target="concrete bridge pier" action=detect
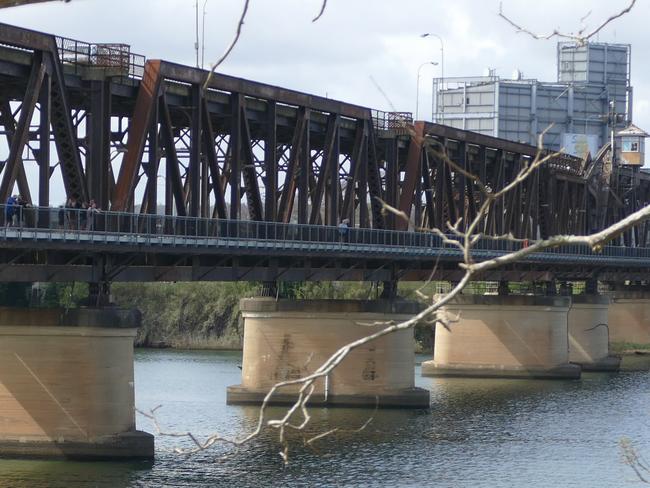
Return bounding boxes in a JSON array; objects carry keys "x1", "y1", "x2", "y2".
[
  {"x1": 422, "y1": 296, "x2": 581, "y2": 379},
  {"x1": 0, "y1": 307, "x2": 153, "y2": 459},
  {"x1": 227, "y1": 299, "x2": 430, "y2": 408},
  {"x1": 607, "y1": 291, "x2": 650, "y2": 346},
  {"x1": 568, "y1": 295, "x2": 620, "y2": 371}
]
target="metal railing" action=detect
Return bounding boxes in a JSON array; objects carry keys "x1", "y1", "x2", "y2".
[
  {"x1": 371, "y1": 110, "x2": 414, "y2": 131},
  {"x1": 1, "y1": 204, "x2": 650, "y2": 262},
  {"x1": 55, "y1": 36, "x2": 146, "y2": 80}
]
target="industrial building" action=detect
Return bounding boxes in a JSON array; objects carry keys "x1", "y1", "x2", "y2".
[{"x1": 432, "y1": 42, "x2": 632, "y2": 157}]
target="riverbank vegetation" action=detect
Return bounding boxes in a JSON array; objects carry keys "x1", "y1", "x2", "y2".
[{"x1": 5, "y1": 281, "x2": 436, "y2": 351}]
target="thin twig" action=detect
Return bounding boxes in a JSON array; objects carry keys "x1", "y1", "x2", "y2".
[
  {"x1": 312, "y1": 0, "x2": 328, "y2": 22},
  {"x1": 498, "y1": 0, "x2": 636, "y2": 44},
  {"x1": 202, "y1": 0, "x2": 251, "y2": 91}
]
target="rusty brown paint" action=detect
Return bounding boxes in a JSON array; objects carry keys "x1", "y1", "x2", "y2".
[
  {"x1": 112, "y1": 60, "x2": 162, "y2": 211},
  {"x1": 396, "y1": 122, "x2": 425, "y2": 231}
]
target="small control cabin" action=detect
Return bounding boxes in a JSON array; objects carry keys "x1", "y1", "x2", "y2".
[{"x1": 616, "y1": 124, "x2": 648, "y2": 166}]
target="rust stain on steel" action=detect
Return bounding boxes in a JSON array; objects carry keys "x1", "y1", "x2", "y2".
[
  {"x1": 112, "y1": 60, "x2": 162, "y2": 211},
  {"x1": 397, "y1": 121, "x2": 425, "y2": 231}
]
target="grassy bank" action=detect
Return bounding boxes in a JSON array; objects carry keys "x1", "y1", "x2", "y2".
[{"x1": 611, "y1": 342, "x2": 650, "y2": 355}]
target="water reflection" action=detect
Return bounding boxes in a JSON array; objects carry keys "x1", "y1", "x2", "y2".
[
  {"x1": 0, "y1": 458, "x2": 151, "y2": 488},
  {"x1": 1, "y1": 349, "x2": 650, "y2": 487}
]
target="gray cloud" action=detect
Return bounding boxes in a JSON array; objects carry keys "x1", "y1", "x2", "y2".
[{"x1": 1, "y1": 0, "x2": 646, "y2": 128}]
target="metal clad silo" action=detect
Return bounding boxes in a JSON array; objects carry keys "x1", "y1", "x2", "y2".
[{"x1": 498, "y1": 81, "x2": 533, "y2": 144}]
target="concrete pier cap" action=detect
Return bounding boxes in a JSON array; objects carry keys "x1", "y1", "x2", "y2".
[
  {"x1": 422, "y1": 295, "x2": 581, "y2": 379},
  {"x1": 569, "y1": 295, "x2": 620, "y2": 371},
  {"x1": 0, "y1": 306, "x2": 153, "y2": 460},
  {"x1": 227, "y1": 298, "x2": 430, "y2": 408}
]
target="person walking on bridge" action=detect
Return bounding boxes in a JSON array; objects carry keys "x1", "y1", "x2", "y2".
[
  {"x1": 338, "y1": 218, "x2": 350, "y2": 242},
  {"x1": 5, "y1": 194, "x2": 17, "y2": 227}
]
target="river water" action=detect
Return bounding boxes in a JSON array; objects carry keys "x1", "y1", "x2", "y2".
[{"x1": 2, "y1": 350, "x2": 650, "y2": 487}]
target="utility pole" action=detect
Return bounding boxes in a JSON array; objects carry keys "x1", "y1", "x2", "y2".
[
  {"x1": 421, "y1": 33, "x2": 445, "y2": 124},
  {"x1": 194, "y1": 0, "x2": 200, "y2": 68},
  {"x1": 201, "y1": 0, "x2": 208, "y2": 69}
]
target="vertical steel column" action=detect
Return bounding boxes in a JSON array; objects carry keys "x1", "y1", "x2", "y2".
[
  {"x1": 457, "y1": 141, "x2": 467, "y2": 230},
  {"x1": 201, "y1": 100, "x2": 227, "y2": 219},
  {"x1": 433, "y1": 137, "x2": 447, "y2": 230},
  {"x1": 146, "y1": 97, "x2": 159, "y2": 214},
  {"x1": 189, "y1": 84, "x2": 202, "y2": 217},
  {"x1": 264, "y1": 101, "x2": 277, "y2": 222},
  {"x1": 298, "y1": 114, "x2": 310, "y2": 224},
  {"x1": 160, "y1": 95, "x2": 186, "y2": 216},
  {"x1": 421, "y1": 148, "x2": 434, "y2": 230},
  {"x1": 385, "y1": 138, "x2": 398, "y2": 230},
  {"x1": 38, "y1": 72, "x2": 51, "y2": 226},
  {"x1": 366, "y1": 122, "x2": 385, "y2": 229},
  {"x1": 230, "y1": 93, "x2": 242, "y2": 220},
  {"x1": 358, "y1": 124, "x2": 369, "y2": 228},
  {"x1": 201, "y1": 144, "x2": 209, "y2": 218},
  {"x1": 327, "y1": 117, "x2": 340, "y2": 227},
  {"x1": 88, "y1": 79, "x2": 111, "y2": 209}
]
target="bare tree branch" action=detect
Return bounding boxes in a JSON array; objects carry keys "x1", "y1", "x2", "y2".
[
  {"x1": 137, "y1": 2, "x2": 646, "y2": 464},
  {"x1": 312, "y1": 0, "x2": 328, "y2": 22},
  {"x1": 0, "y1": 0, "x2": 69, "y2": 7},
  {"x1": 138, "y1": 133, "x2": 650, "y2": 461},
  {"x1": 202, "y1": 0, "x2": 251, "y2": 91},
  {"x1": 498, "y1": 0, "x2": 636, "y2": 44}
]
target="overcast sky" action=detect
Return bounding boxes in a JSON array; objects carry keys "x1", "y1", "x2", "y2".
[
  {"x1": 1, "y1": 0, "x2": 646, "y2": 126},
  {"x1": 0, "y1": 0, "x2": 647, "y2": 203}
]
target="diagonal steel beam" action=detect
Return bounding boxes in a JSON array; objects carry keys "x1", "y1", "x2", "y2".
[
  {"x1": 113, "y1": 60, "x2": 162, "y2": 211},
  {"x1": 0, "y1": 99, "x2": 33, "y2": 206},
  {"x1": 310, "y1": 114, "x2": 339, "y2": 224},
  {"x1": 46, "y1": 50, "x2": 87, "y2": 202},
  {"x1": 159, "y1": 92, "x2": 186, "y2": 216},
  {"x1": 278, "y1": 107, "x2": 308, "y2": 223},
  {"x1": 341, "y1": 120, "x2": 365, "y2": 223},
  {"x1": 201, "y1": 99, "x2": 227, "y2": 219},
  {"x1": 396, "y1": 122, "x2": 425, "y2": 231},
  {"x1": 239, "y1": 98, "x2": 264, "y2": 221},
  {"x1": 0, "y1": 52, "x2": 45, "y2": 202}
]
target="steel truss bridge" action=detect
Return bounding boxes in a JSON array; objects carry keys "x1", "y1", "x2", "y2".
[{"x1": 0, "y1": 23, "x2": 649, "y2": 285}]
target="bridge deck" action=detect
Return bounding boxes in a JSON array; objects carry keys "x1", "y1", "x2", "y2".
[{"x1": 0, "y1": 206, "x2": 648, "y2": 283}]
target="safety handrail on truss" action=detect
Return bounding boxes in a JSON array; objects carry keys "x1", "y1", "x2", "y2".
[
  {"x1": 55, "y1": 35, "x2": 146, "y2": 79},
  {"x1": 1, "y1": 204, "x2": 650, "y2": 261},
  {"x1": 371, "y1": 110, "x2": 414, "y2": 131}
]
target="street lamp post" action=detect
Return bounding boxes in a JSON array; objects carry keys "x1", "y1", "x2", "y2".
[
  {"x1": 195, "y1": 0, "x2": 209, "y2": 68},
  {"x1": 201, "y1": 0, "x2": 209, "y2": 69},
  {"x1": 194, "y1": 0, "x2": 200, "y2": 68},
  {"x1": 416, "y1": 61, "x2": 438, "y2": 120},
  {"x1": 421, "y1": 33, "x2": 444, "y2": 123}
]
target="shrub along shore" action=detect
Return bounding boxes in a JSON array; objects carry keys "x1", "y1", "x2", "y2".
[{"x1": 20, "y1": 281, "x2": 435, "y2": 352}]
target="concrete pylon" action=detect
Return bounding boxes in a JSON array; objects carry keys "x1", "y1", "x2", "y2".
[
  {"x1": 607, "y1": 292, "x2": 650, "y2": 345},
  {"x1": 0, "y1": 307, "x2": 153, "y2": 459},
  {"x1": 568, "y1": 295, "x2": 620, "y2": 371},
  {"x1": 227, "y1": 298, "x2": 430, "y2": 408},
  {"x1": 422, "y1": 296, "x2": 581, "y2": 379}
]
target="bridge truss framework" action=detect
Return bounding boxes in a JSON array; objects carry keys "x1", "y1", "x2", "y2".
[{"x1": 0, "y1": 23, "x2": 649, "y2": 284}]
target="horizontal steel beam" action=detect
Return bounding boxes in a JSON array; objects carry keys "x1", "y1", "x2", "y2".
[{"x1": 156, "y1": 60, "x2": 371, "y2": 120}]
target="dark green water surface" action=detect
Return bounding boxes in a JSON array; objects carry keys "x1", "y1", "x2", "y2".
[{"x1": 2, "y1": 350, "x2": 650, "y2": 487}]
